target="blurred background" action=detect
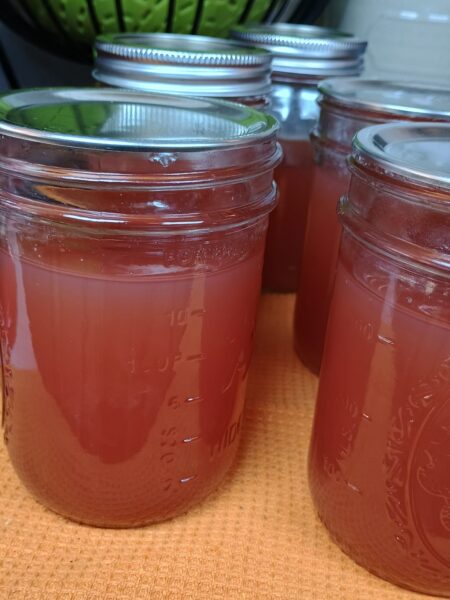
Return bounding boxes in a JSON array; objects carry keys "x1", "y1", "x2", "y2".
[
  {"x1": 0, "y1": 0, "x2": 329, "y2": 89},
  {"x1": 0, "y1": 0, "x2": 450, "y2": 89}
]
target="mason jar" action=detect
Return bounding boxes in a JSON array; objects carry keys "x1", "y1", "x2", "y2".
[
  {"x1": 295, "y1": 79, "x2": 450, "y2": 374},
  {"x1": 231, "y1": 24, "x2": 367, "y2": 292},
  {"x1": 92, "y1": 32, "x2": 272, "y2": 109},
  {"x1": 0, "y1": 88, "x2": 281, "y2": 528},
  {"x1": 309, "y1": 122, "x2": 450, "y2": 595}
]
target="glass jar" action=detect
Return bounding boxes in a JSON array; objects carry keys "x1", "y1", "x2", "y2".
[
  {"x1": 231, "y1": 24, "x2": 367, "y2": 292},
  {"x1": 295, "y1": 79, "x2": 450, "y2": 373},
  {"x1": 309, "y1": 122, "x2": 450, "y2": 595},
  {"x1": 92, "y1": 32, "x2": 272, "y2": 109},
  {"x1": 0, "y1": 88, "x2": 281, "y2": 528}
]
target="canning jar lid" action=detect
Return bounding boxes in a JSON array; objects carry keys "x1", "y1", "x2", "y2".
[
  {"x1": 0, "y1": 87, "x2": 278, "y2": 152},
  {"x1": 230, "y1": 24, "x2": 367, "y2": 78},
  {"x1": 320, "y1": 78, "x2": 450, "y2": 120},
  {"x1": 354, "y1": 122, "x2": 450, "y2": 191},
  {"x1": 93, "y1": 33, "x2": 272, "y2": 98}
]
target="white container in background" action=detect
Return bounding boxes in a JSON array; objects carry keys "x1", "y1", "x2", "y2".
[{"x1": 324, "y1": 0, "x2": 450, "y2": 85}]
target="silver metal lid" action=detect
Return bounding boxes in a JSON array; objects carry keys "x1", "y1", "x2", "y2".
[
  {"x1": 320, "y1": 79, "x2": 450, "y2": 120},
  {"x1": 0, "y1": 87, "x2": 278, "y2": 151},
  {"x1": 93, "y1": 33, "x2": 272, "y2": 98},
  {"x1": 354, "y1": 122, "x2": 450, "y2": 190},
  {"x1": 230, "y1": 24, "x2": 367, "y2": 78}
]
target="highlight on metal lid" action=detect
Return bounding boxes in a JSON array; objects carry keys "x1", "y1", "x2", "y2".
[
  {"x1": 93, "y1": 33, "x2": 272, "y2": 98},
  {"x1": 95, "y1": 32, "x2": 271, "y2": 65},
  {"x1": 231, "y1": 24, "x2": 366, "y2": 57},
  {"x1": 353, "y1": 122, "x2": 450, "y2": 190},
  {"x1": 230, "y1": 24, "x2": 367, "y2": 78},
  {"x1": 0, "y1": 87, "x2": 278, "y2": 152},
  {"x1": 319, "y1": 78, "x2": 450, "y2": 120}
]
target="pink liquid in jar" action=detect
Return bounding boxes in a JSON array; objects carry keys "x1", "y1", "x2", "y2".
[
  {"x1": 294, "y1": 144, "x2": 348, "y2": 373},
  {"x1": 262, "y1": 137, "x2": 314, "y2": 292},
  {"x1": 1, "y1": 226, "x2": 264, "y2": 526},
  {"x1": 294, "y1": 80, "x2": 450, "y2": 374},
  {"x1": 0, "y1": 88, "x2": 280, "y2": 527},
  {"x1": 309, "y1": 122, "x2": 450, "y2": 595}
]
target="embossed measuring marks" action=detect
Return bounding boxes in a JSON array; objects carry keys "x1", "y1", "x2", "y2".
[
  {"x1": 159, "y1": 398, "x2": 204, "y2": 494},
  {"x1": 157, "y1": 303, "x2": 244, "y2": 496},
  {"x1": 325, "y1": 313, "x2": 398, "y2": 494},
  {"x1": 159, "y1": 422, "x2": 198, "y2": 495},
  {"x1": 157, "y1": 306, "x2": 206, "y2": 494}
]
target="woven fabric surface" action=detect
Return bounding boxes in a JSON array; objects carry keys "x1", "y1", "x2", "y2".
[{"x1": 0, "y1": 294, "x2": 432, "y2": 600}]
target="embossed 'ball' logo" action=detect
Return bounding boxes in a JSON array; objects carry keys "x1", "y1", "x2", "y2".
[
  {"x1": 411, "y1": 387, "x2": 450, "y2": 568},
  {"x1": 440, "y1": 504, "x2": 450, "y2": 533},
  {"x1": 417, "y1": 435, "x2": 450, "y2": 534}
]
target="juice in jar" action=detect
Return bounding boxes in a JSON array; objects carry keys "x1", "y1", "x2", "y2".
[
  {"x1": 293, "y1": 143, "x2": 347, "y2": 372},
  {"x1": 310, "y1": 237, "x2": 450, "y2": 595},
  {"x1": 294, "y1": 79, "x2": 450, "y2": 374},
  {"x1": 0, "y1": 88, "x2": 280, "y2": 527},
  {"x1": 262, "y1": 137, "x2": 314, "y2": 291},
  {"x1": 309, "y1": 122, "x2": 450, "y2": 595},
  {"x1": 1, "y1": 225, "x2": 263, "y2": 526},
  {"x1": 231, "y1": 25, "x2": 367, "y2": 292}
]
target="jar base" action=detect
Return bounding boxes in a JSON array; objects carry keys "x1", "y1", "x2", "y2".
[
  {"x1": 316, "y1": 510, "x2": 450, "y2": 598},
  {"x1": 10, "y1": 447, "x2": 241, "y2": 529},
  {"x1": 293, "y1": 338, "x2": 320, "y2": 376},
  {"x1": 22, "y1": 478, "x2": 228, "y2": 529}
]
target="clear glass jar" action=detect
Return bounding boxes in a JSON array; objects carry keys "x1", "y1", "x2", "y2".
[
  {"x1": 231, "y1": 24, "x2": 367, "y2": 292},
  {"x1": 92, "y1": 33, "x2": 272, "y2": 110},
  {"x1": 0, "y1": 88, "x2": 281, "y2": 528},
  {"x1": 309, "y1": 122, "x2": 450, "y2": 595},
  {"x1": 295, "y1": 79, "x2": 450, "y2": 373}
]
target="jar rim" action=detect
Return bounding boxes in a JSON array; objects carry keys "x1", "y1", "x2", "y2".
[
  {"x1": 319, "y1": 78, "x2": 450, "y2": 120},
  {"x1": 353, "y1": 122, "x2": 450, "y2": 192},
  {"x1": 339, "y1": 195, "x2": 450, "y2": 276},
  {"x1": 0, "y1": 186, "x2": 278, "y2": 235}
]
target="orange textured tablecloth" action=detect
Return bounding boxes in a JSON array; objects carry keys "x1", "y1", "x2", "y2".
[{"x1": 0, "y1": 294, "x2": 432, "y2": 600}]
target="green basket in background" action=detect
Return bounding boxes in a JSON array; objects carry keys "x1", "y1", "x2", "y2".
[{"x1": 16, "y1": 0, "x2": 302, "y2": 45}]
